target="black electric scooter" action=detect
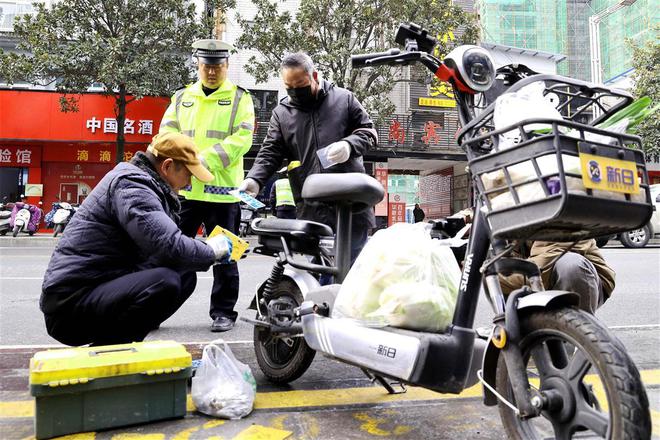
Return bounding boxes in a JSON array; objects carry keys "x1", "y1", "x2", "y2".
[{"x1": 244, "y1": 23, "x2": 652, "y2": 439}]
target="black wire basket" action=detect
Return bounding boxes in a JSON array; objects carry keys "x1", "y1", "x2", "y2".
[{"x1": 458, "y1": 75, "x2": 653, "y2": 242}]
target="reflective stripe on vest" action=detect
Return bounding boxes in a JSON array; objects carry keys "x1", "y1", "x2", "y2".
[
  {"x1": 275, "y1": 179, "x2": 295, "y2": 206},
  {"x1": 234, "y1": 121, "x2": 254, "y2": 133},
  {"x1": 228, "y1": 89, "x2": 244, "y2": 134},
  {"x1": 206, "y1": 129, "x2": 229, "y2": 139},
  {"x1": 160, "y1": 119, "x2": 180, "y2": 130},
  {"x1": 212, "y1": 143, "x2": 231, "y2": 168},
  {"x1": 174, "y1": 89, "x2": 186, "y2": 125}
]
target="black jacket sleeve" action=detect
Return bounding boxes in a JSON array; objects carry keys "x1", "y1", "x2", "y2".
[
  {"x1": 342, "y1": 93, "x2": 378, "y2": 157},
  {"x1": 247, "y1": 112, "x2": 287, "y2": 190},
  {"x1": 113, "y1": 178, "x2": 215, "y2": 271}
]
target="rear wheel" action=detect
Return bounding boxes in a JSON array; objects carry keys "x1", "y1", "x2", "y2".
[
  {"x1": 496, "y1": 308, "x2": 650, "y2": 440},
  {"x1": 620, "y1": 225, "x2": 650, "y2": 248},
  {"x1": 254, "y1": 279, "x2": 316, "y2": 384}
]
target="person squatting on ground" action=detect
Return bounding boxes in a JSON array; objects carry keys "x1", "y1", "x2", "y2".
[
  {"x1": 41, "y1": 133, "x2": 232, "y2": 346},
  {"x1": 239, "y1": 52, "x2": 378, "y2": 265},
  {"x1": 499, "y1": 240, "x2": 615, "y2": 314},
  {"x1": 159, "y1": 39, "x2": 255, "y2": 332}
]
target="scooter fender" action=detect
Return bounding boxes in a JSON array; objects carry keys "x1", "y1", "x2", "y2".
[
  {"x1": 480, "y1": 290, "x2": 579, "y2": 406},
  {"x1": 53, "y1": 208, "x2": 70, "y2": 224},
  {"x1": 248, "y1": 266, "x2": 322, "y2": 312}
]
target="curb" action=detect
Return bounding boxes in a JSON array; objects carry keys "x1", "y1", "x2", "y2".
[{"x1": 0, "y1": 341, "x2": 254, "y2": 368}]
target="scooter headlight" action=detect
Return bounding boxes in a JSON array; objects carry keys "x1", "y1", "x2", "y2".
[
  {"x1": 462, "y1": 48, "x2": 495, "y2": 91},
  {"x1": 445, "y1": 46, "x2": 496, "y2": 92}
]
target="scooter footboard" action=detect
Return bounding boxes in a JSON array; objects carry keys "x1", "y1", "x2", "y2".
[
  {"x1": 301, "y1": 313, "x2": 477, "y2": 393},
  {"x1": 302, "y1": 314, "x2": 421, "y2": 381}
]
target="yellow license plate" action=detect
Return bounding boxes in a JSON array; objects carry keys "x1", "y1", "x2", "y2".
[
  {"x1": 208, "y1": 226, "x2": 249, "y2": 261},
  {"x1": 579, "y1": 152, "x2": 640, "y2": 194}
]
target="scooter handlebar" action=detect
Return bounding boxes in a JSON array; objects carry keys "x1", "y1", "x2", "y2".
[{"x1": 351, "y1": 49, "x2": 401, "y2": 68}]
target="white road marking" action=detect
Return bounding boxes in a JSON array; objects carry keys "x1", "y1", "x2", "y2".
[{"x1": 608, "y1": 324, "x2": 660, "y2": 331}]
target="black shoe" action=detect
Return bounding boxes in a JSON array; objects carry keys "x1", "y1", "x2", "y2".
[{"x1": 211, "y1": 316, "x2": 235, "y2": 332}]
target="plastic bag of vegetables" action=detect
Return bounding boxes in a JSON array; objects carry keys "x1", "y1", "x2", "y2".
[{"x1": 332, "y1": 222, "x2": 462, "y2": 332}]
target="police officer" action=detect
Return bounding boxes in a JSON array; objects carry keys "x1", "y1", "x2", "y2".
[
  {"x1": 159, "y1": 39, "x2": 255, "y2": 332},
  {"x1": 269, "y1": 166, "x2": 296, "y2": 219}
]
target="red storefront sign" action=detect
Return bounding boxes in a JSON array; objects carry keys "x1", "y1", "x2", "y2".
[
  {"x1": 0, "y1": 145, "x2": 42, "y2": 167},
  {"x1": 0, "y1": 90, "x2": 169, "y2": 143},
  {"x1": 374, "y1": 163, "x2": 388, "y2": 216},
  {"x1": 388, "y1": 202, "x2": 406, "y2": 226},
  {"x1": 42, "y1": 144, "x2": 145, "y2": 164},
  {"x1": 0, "y1": 89, "x2": 170, "y2": 212}
]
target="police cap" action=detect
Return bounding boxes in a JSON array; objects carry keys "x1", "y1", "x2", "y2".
[{"x1": 192, "y1": 39, "x2": 234, "y2": 65}]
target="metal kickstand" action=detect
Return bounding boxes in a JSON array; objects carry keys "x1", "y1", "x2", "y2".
[{"x1": 362, "y1": 369, "x2": 407, "y2": 395}]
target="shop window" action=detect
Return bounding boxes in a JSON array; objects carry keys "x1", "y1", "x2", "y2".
[{"x1": 250, "y1": 89, "x2": 279, "y2": 114}]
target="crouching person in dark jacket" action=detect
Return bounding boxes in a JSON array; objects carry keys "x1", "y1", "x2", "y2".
[{"x1": 41, "y1": 133, "x2": 232, "y2": 346}]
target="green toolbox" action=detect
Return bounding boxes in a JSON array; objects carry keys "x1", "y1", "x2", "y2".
[{"x1": 29, "y1": 340, "x2": 192, "y2": 439}]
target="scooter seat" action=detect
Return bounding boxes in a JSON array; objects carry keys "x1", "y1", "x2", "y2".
[
  {"x1": 302, "y1": 173, "x2": 384, "y2": 213},
  {"x1": 252, "y1": 217, "x2": 333, "y2": 238},
  {"x1": 0, "y1": 212, "x2": 10, "y2": 220},
  {"x1": 252, "y1": 217, "x2": 334, "y2": 255}
]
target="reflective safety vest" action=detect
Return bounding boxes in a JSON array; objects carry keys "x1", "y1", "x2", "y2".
[
  {"x1": 275, "y1": 178, "x2": 295, "y2": 207},
  {"x1": 159, "y1": 79, "x2": 255, "y2": 203}
]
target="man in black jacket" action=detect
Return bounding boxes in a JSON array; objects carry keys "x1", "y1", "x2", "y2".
[
  {"x1": 239, "y1": 52, "x2": 378, "y2": 261},
  {"x1": 41, "y1": 133, "x2": 232, "y2": 346}
]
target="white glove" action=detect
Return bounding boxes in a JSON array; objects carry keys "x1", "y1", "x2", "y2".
[
  {"x1": 238, "y1": 178, "x2": 260, "y2": 197},
  {"x1": 326, "y1": 140, "x2": 351, "y2": 165},
  {"x1": 206, "y1": 235, "x2": 233, "y2": 264}
]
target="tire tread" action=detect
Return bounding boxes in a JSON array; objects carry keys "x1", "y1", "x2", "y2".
[{"x1": 496, "y1": 307, "x2": 651, "y2": 439}]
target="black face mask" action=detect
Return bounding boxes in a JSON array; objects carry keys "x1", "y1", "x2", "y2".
[{"x1": 286, "y1": 85, "x2": 316, "y2": 107}]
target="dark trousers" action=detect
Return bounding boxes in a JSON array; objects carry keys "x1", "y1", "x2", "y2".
[
  {"x1": 179, "y1": 199, "x2": 240, "y2": 321},
  {"x1": 45, "y1": 268, "x2": 197, "y2": 346},
  {"x1": 276, "y1": 205, "x2": 296, "y2": 219}
]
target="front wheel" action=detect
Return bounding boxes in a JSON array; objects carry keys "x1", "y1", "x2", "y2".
[
  {"x1": 496, "y1": 307, "x2": 650, "y2": 440},
  {"x1": 253, "y1": 279, "x2": 316, "y2": 384},
  {"x1": 12, "y1": 225, "x2": 20, "y2": 237},
  {"x1": 53, "y1": 224, "x2": 62, "y2": 237}
]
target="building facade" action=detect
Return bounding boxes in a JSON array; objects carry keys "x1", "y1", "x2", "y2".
[
  {"x1": 0, "y1": 90, "x2": 169, "y2": 208},
  {"x1": 477, "y1": 0, "x2": 656, "y2": 83}
]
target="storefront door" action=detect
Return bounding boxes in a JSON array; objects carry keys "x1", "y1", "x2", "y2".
[{"x1": 59, "y1": 183, "x2": 78, "y2": 204}]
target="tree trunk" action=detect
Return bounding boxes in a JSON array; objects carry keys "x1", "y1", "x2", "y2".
[{"x1": 115, "y1": 84, "x2": 127, "y2": 164}]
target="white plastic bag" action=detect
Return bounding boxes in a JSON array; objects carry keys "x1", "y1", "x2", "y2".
[
  {"x1": 332, "y1": 223, "x2": 461, "y2": 332},
  {"x1": 191, "y1": 340, "x2": 257, "y2": 419},
  {"x1": 494, "y1": 81, "x2": 564, "y2": 150}
]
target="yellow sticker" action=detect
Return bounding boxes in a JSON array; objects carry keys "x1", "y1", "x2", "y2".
[
  {"x1": 208, "y1": 225, "x2": 249, "y2": 261},
  {"x1": 579, "y1": 152, "x2": 639, "y2": 194}
]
